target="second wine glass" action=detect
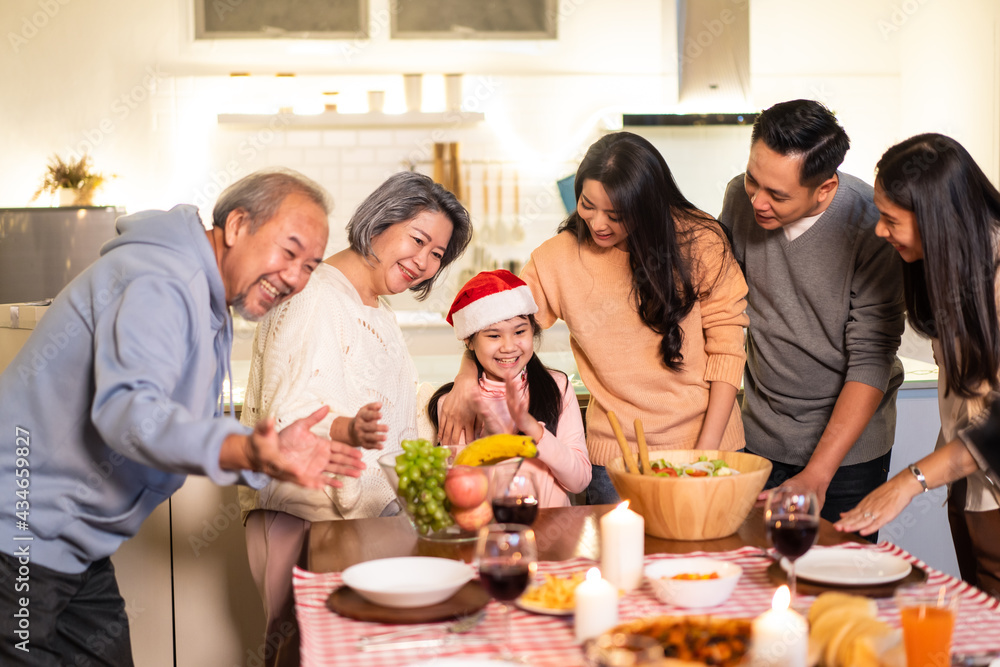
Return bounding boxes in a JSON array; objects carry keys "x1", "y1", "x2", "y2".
[
  {"x1": 491, "y1": 472, "x2": 539, "y2": 526},
  {"x1": 764, "y1": 487, "x2": 819, "y2": 603},
  {"x1": 476, "y1": 523, "x2": 538, "y2": 663}
]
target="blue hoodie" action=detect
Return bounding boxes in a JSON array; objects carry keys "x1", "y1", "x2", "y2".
[{"x1": 0, "y1": 205, "x2": 266, "y2": 573}]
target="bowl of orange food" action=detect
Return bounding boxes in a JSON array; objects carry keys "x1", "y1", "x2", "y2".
[
  {"x1": 606, "y1": 450, "x2": 771, "y2": 541},
  {"x1": 644, "y1": 557, "x2": 742, "y2": 608}
]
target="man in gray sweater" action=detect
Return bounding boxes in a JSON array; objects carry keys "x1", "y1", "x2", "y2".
[{"x1": 718, "y1": 99, "x2": 905, "y2": 527}]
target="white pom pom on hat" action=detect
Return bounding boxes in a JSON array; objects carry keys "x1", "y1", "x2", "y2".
[{"x1": 446, "y1": 270, "x2": 538, "y2": 340}]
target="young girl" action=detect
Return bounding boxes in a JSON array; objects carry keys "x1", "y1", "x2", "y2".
[
  {"x1": 438, "y1": 132, "x2": 749, "y2": 504},
  {"x1": 836, "y1": 133, "x2": 1000, "y2": 597},
  {"x1": 428, "y1": 269, "x2": 591, "y2": 507}
]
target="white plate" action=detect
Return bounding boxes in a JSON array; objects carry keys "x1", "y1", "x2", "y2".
[
  {"x1": 781, "y1": 547, "x2": 912, "y2": 586},
  {"x1": 515, "y1": 594, "x2": 574, "y2": 616}
]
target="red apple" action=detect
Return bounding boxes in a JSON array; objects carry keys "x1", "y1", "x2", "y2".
[
  {"x1": 452, "y1": 501, "x2": 493, "y2": 531},
  {"x1": 444, "y1": 466, "x2": 489, "y2": 509}
]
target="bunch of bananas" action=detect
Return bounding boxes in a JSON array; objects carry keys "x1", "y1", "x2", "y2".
[
  {"x1": 808, "y1": 592, "x2": 901, "y2": 667},
  {"x1": 453, "y1": 434, "x2": 537, "y2": 466}
]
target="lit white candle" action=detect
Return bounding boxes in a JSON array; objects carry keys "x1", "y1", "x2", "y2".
[
  {"x1": 600, "y1": 501, "x2": 644, "y2": 592},
  {"x1": 751, "y1": 586, "x2": 808, "y2": 667},
  {"x1": 574, "y1": 567, "x2": 619, "y2": 643}
]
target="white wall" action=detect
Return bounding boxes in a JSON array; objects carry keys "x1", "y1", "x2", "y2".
[{"x1": 896, "y1": 0, "x2": 1000, "y2": 184}]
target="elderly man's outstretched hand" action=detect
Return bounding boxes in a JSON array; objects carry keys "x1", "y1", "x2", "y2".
[{"x1": 249, "y1": 406, "x2": 365, "y2": 489}]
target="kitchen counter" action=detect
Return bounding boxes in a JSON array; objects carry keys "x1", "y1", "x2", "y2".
[
  {"x1": 1, "y1": 303, "x2": 941, "y2": 407},
  {"x1": 224, "y1": 348, "x2": 940, "y2": 412}
]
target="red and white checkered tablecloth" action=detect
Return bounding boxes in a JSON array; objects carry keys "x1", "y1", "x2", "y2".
[{"x1": 293, "y1": 542, "x2": 1000, "y2": 667}]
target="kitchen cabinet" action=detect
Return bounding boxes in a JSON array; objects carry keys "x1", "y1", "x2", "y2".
[
  {"x1": 194, "y1": 0, "x2": 366, "y2": 39},
  {"x1": 111, "y1": 503, "x2": 173, "y2": 667},
  {"x1": 883, "y1": 387, "x2": 960, "y2": 578},
  {"x1": 171, "y1": 479, "x2": 265, "y2": 667},
  {"x1": 111, "y1": 474, "x2": 265, "y2": 667}
]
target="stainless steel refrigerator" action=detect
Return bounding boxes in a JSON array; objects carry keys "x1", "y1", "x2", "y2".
[{"x1": 0, "y1": 205, "x2": 123, "y2": 304}]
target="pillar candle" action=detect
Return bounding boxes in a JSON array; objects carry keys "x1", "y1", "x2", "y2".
[
  {"x1": 574, "y1": 567, "x2": 619, "y2": 643},
  {"x1": 599, "y1": 501, "x2": 644, "y2": 592},
  {"x1": 751, "y1": 586, "x2": 808, "y2": 667}
]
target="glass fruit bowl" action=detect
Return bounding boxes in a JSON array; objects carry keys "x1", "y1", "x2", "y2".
[{"x1": 378, "y1": 441, "x2": 523, "y2": 542}]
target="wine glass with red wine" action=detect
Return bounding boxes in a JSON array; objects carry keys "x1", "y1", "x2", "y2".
[
  {"x1": 491, "y1": 473, "x2": 539, "y2": 526},
  {"x1": 476, "y1": 523, "x2": 537, "y2": 663},
  {"x1": 764, "y1": 488, "x2": 819, "y2": 603}
]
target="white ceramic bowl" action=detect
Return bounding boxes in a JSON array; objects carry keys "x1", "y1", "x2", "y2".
[
  {"x1": 341, "y1": 556, "x2": 475, "y2": 608},
  {"x1": 643, "y1": 557, "x2": 742, "y2": 609}
]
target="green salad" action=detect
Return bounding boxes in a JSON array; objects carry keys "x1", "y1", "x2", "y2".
[{"x1": 649, "y1": 455, "x2": 740, "y2": 478}]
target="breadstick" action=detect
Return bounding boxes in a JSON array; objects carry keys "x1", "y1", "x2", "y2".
[
  {"x1": 607, "y1": 411, "x2": 638, "y2": 474},
  {"x1": 634, "y1": 418, "x2": 651, "y2": 475}
]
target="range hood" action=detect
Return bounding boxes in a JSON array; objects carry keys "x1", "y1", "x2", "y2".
[
  {"x1": 676, "y1": 0, "x2": 751, "y2": 107},
  {"x1": 623, "y1": 112, "x2": 756, "y2": 126},
  {"x1": 625, "y1": 1, "x2": 752, "y2": 127}
]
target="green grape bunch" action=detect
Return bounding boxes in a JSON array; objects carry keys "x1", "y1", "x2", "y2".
[{"x1": 394, "y1": 439, "x2": 453, "y2": 535}]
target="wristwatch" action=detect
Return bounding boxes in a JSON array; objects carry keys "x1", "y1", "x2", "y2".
[{"x1": 907, "y1": 464, "x2": 930, "y2": 493}]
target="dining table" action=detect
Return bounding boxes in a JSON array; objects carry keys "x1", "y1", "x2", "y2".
[{"x1": 275, "y1": 504, "x2": 1000, "y2": 667}]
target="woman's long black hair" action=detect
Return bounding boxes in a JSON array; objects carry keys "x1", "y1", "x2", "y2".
[
  {"x1": 557, "y1": 131, "x2": 727, "y2": 370},
  {"x1": 427, "y1": 315, "x2": 566, "y2": 438},
  {"x1": 876, "y1": 133, "x2": 1000, "y2": 398}
]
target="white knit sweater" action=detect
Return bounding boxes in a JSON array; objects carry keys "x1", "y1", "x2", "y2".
[{"x1": 238, "y1": 264, "x2": 419, "y2": 522}]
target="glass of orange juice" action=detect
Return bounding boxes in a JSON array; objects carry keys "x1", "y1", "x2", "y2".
[{"x1": 894, "y1": 584, "x2": 958, "y2": 667}]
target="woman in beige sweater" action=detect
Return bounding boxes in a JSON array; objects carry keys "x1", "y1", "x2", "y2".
[
  {"x1": 239, "y1": 172, "x2": 472, "y2": 661},
  {"x1": 439, "y1": 132, "x2": 749, "y2": 504}
]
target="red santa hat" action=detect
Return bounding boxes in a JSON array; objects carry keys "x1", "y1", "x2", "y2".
[{"x1": 446, "y1": 270, "x2": 538, "y2": 340}]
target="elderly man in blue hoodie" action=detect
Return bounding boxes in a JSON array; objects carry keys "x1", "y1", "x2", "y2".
[{"x1": 0, "y1": 169, "x2": 365, "y2": 665}]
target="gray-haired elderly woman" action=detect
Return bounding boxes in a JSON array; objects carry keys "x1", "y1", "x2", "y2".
[{"x1": 238, "y1": 171, "x2": 472, "y2": 657}]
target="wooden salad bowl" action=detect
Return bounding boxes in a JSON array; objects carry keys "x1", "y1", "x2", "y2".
[{"x1": 607, "y1": 450, "x2": 772, "y2": 541}]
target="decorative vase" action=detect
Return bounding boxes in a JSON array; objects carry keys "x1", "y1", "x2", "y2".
[{"x1": 59, "y1": 187, "x2": 77, "y2": 206}]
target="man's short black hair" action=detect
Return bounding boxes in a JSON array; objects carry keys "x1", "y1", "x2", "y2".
[{"x1": 751, "y1": 99, "x2": 850, "y2": 188}]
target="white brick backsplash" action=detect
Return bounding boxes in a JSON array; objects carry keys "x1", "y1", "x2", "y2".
[
  {"x1": 359, "y1": 165, "x2": 398, "y2": 182},
  {"x1": 358, "y1": 130, "x2": 394, "y2": 146},
  {"x1": 285, "y1": 131, "x2": 323, "y2": 147},
  {"x1": 340, "y1": 147, "x2": 376, "y2": 164},
  {"x1": 392, "y1": 129, "x2": 432, "y2": 145},
  {"x1": 295, "y1": 164, "x2": 325, "y2": 184},
  {"x1": 336, "y1": 166, "x2": 359, "y2": 182},
  {"x1": 304, "y1": 148, "x2": 335, "y2": 165},
  {"x1": 265, "y1": 148, "x2": 304, "y2": 165},
  {"x1": 322, "y1": 131, "x2": 359, "y2": 147},
  {"x1": 376, "y1": 148, "x2": 406, "y2": 164},
  {"x1": 321, "y1": 166, "x2": 344, "y2": 184},
  {"x1": 244, "y1": 129, "x2": 285, "y2": 149}
]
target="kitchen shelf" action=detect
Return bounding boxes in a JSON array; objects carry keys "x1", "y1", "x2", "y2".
[{"x1": 217, "y1": 111, "x2": 485, "y2": 128}]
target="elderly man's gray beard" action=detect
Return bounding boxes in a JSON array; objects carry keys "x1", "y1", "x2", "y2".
[{"x1": 231, "y1": 293, "x2": 265, "y2": 322}]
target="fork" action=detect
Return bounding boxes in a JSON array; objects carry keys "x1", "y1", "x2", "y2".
[{"x1": 355, "y1": 610, "x2": 486, "y2": 650}]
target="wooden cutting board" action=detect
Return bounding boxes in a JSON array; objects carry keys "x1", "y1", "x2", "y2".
[{"x1": 326, "y1": 581, "x2": 489, "y2": 623}]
